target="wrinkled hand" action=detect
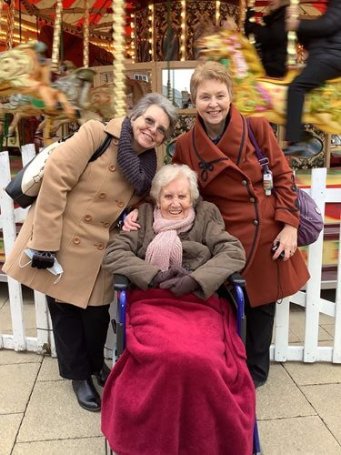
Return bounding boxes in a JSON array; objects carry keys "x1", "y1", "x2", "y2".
[
  {"x1": 122, "y1": 209, "x2": 140, "y2": 232},
  {"x1": 160, "y1": 275, "x2": 199, "y2": 297},
  {"x1": 31, "y1": 251, "x2": 55, "y2": 269},
  {"x1": 150, "y1": 266, "x2": 190, "y2": 288}
]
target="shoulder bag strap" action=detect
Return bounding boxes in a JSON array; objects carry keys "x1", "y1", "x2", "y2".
[
  {"x1": 246, "y1": 118, "x2": 271, "y2": 174},
  {"x1": 88, "y1": 133, "x2": 113, "y2": 163}
]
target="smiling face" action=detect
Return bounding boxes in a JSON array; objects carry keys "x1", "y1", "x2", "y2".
[
  {"x1": 158, "y1": 176, "x2": 193, "y2": 220},
  {"x1": 131, "y1": 104, "x2": 170, "y2": 152},
  {"x1": 194, "y1": 79, "x2": 231, "y2": 138}
]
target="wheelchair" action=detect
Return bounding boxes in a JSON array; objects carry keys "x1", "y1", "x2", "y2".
[{"x1": 104, "y1": 273, "x2": 261, "y2": 455}]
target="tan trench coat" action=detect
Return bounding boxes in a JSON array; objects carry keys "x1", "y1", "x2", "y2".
[{"x1": 3, "y1": 118, "x2": 144, "y2": 308}]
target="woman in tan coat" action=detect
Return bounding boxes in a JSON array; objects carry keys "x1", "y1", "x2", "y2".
[{"x1": 3, "y1": 93, "x2": 177, "y2": 412}]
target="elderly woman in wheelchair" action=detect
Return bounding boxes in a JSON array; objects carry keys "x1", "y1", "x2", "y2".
[{"x1": 101, "y1": 164, "x2": 256, "y2": 455}]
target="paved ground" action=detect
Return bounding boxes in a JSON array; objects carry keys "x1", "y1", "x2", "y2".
[{"x1": 1, "y1": 287, "x2": 341, "y2": 455}]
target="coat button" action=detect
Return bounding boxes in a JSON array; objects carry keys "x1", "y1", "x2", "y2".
[
  {"x1": 242, "y1": 180, "x2": 248, "y2": 186},
  {"x1": 253, "y1": 220, "x2": 259, "y2": 225},
  {"x1": 109, "y1": 164, "x2": 116, "y2": 172},
  {"x1": 96, "y1": 242, "x2": 104, "y2": 250},
  {"x1": 99, "y1": 192, "x2": 106, "y2": 199},
  {"x1": 73, "y1": 236, "x2": 81, "y2": 245},
  {"x1": 249, "y1": 197, "x2": 255, "y2": 203},
  {"x1": 84, "y1": 214, "x2": 92, "y2": 222}
]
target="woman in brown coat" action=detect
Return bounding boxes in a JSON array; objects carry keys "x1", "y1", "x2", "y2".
[
  {"x1": 173, "y1": 61, "x2": 310, "y2": 387},
  {"x1": 102, "y1": 164, "x2": 255, "y2": 455},
  {"x1": 3, "y1": 93, "x2": 177, "y2": 411}
]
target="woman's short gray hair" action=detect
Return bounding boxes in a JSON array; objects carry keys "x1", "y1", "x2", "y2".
[
  {"x1": 150, "y1": 164, "x2": 200, "y2": 204},
  {"x1": 129, "y1": 93, "x2": 178, "y2": 137}
]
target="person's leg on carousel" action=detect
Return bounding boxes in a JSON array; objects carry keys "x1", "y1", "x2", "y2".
[
  {"x1": 46, "y1": 296, "x2": 109, "y2": 412},
  {"x1": 245, "y1": 301, "x2": 276, "y2": 388},
  {"x1": 285, "y1": 58, "x2": 341, "y2": 157}
]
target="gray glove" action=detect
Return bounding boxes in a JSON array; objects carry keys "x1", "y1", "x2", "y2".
[
  {"x1": 150, "y1": 266, "x2": 190, "y2": 288},
  {"x1": 160, "y1": 275, "x2": 199, "y2": 297}
]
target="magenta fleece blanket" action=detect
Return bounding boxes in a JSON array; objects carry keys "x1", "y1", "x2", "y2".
[{"x1": 101, "y1": 288, "x2": 255, "y2": 455}]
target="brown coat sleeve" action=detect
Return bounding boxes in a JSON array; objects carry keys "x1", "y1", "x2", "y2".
[
  {"x1": 103, "y1": 204, "x2": 159, "y2": 289},
  {"x1": 190, "y1": 201, "x2": 246, "y2": 299}
]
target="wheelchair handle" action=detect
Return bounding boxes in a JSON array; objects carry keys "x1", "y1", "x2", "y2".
[{"x1": 113, "y1": 274, "x2": 129, "y2": 291}]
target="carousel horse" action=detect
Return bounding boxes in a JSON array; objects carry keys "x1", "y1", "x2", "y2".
[
  {"x1": 1, "y1": 65, "x2": 97, "y2": 139},
  {"x1": 0, "y1": 41, "x2": 75, "y2": 118},
  {"x1": 87, "y1": 77, "x2": 151, "y2": 122},
  {"x1": 36, "y1": 77, "x2": 151, "y2": 142},
  {"x1": 197, "y1": 29, "x2": 341, "y2": 134}
]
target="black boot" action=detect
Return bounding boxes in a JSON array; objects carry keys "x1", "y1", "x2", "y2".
[
  {"x1": 94, "y1": 363, "x2": 111, "y2": 387},
  {"x1": 284, "y1": 136, "x2": 323, "y2": 158},
  {"x1": 72, "y1": 378, "x2": 101, "y2": 412}
]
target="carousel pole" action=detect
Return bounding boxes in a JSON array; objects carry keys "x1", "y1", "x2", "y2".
[
  {"x1": 287, "y1": 0, "x2": 299, "y2": 66},
  {"x1": 245, "y1": 0, "x2": 256, "y2": 44},
  {"x1": 83, "y1": 0, "x2": 90, "y2": 68},
  {"x1": 51, "y1": 0, "x2": 63, "y2": 72},
  {"x1": 239, "y1": 0, "x2": 247, "y2": 31},
  {"x1": 6, "y1": 0, "x2": 15, "y2": 49},
  {"x1": 0, "y1": 0, "x2": 4, "y2": 40},
  {"x1": 112, "y1": 0, "x2": 127, "y2": 117}
]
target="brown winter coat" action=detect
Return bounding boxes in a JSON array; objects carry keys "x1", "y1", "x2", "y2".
[
  {"x1": 3, "y1": 118, "x2": 145, "y2": 308},
  {"x1": 173, "y1": 106, "x2": 310, "y2": 307},
  {"x1": 103, "y1": 200, "x2": 246, "y2": 300}
]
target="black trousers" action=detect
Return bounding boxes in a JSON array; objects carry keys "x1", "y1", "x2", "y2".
[
  {"x1": 245, "y1": 301, "x2": 276, "y2": 384},
  {"x1": 47, "y1": 296, "x2": 110, "y2": 380},
  {"x1": 285, "y1": 57, "x2": 341, "y2": 142}
]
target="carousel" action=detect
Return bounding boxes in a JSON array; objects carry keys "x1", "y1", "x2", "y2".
[{"x1": 0, "y1": 0, "x2": 339, "y2": 283}]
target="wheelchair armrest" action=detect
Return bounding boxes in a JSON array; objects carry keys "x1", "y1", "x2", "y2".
[
  {"x1": 228, "y1": 272, "x2": 245, "y2": 287},
  {"x1": 113, "y1": 274, "x2": 130, "y2": 291}
]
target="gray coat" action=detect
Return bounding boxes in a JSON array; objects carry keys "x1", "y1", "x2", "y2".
[{"x1": 103, "y1": 200, "x2": 246, "y2": 299}]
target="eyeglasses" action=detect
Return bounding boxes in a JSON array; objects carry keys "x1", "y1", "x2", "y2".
[{"x1": 142, "y1": 115, "x2": 168, "y2": 138}]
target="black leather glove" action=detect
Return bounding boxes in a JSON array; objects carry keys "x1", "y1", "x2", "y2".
[
  {"x1": 160, "y1": 275, "x2": 199, "y2": 297},
  {"x1": 31, "y1": 251, "x2": 55, "y2": 269},
  {"x1": 150, "y1": 266, "x2": 190, "y2": 288}
]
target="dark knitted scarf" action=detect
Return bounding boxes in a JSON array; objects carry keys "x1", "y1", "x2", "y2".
[{"x1": 117, "y1": 117, "x2": 157, "y2": 196}]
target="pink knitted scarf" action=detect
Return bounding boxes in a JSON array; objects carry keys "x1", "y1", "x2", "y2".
[{"x1": 145, "y1": 207, "x2": 195, "y2": 271}]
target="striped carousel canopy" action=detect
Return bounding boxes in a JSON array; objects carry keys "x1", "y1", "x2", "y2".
[{"x1": 0, "y1": 0, "x2": 329, "y2": 49}]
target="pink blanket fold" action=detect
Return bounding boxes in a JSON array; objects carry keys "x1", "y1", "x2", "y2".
[{"x1": 101, "y1": 289, "x2": 255, "y2": 455}]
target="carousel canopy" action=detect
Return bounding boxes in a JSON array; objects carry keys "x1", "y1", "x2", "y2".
[{"x1": 0, "y1": 0, "x2": 328, "y2": 51}]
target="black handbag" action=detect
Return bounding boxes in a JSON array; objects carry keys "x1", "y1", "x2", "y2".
[{"x1": 5, "y1": 133, "x2": 112, "y2": 208}]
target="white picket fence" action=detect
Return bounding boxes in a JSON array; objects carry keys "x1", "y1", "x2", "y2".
[{"x1": 0, "y1": 148, "x2": 340, "y2": 363}]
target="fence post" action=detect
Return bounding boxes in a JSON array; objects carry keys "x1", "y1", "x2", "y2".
[
  {"x1": 304, "y1": 168, "x2": 327, "y2": 362},
  {"x1": 0, "y1": 151, "x2": 26, "y2": 350},
  {"x1": 333, "y1": 222, "x2": 341, "y2": 362}
]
